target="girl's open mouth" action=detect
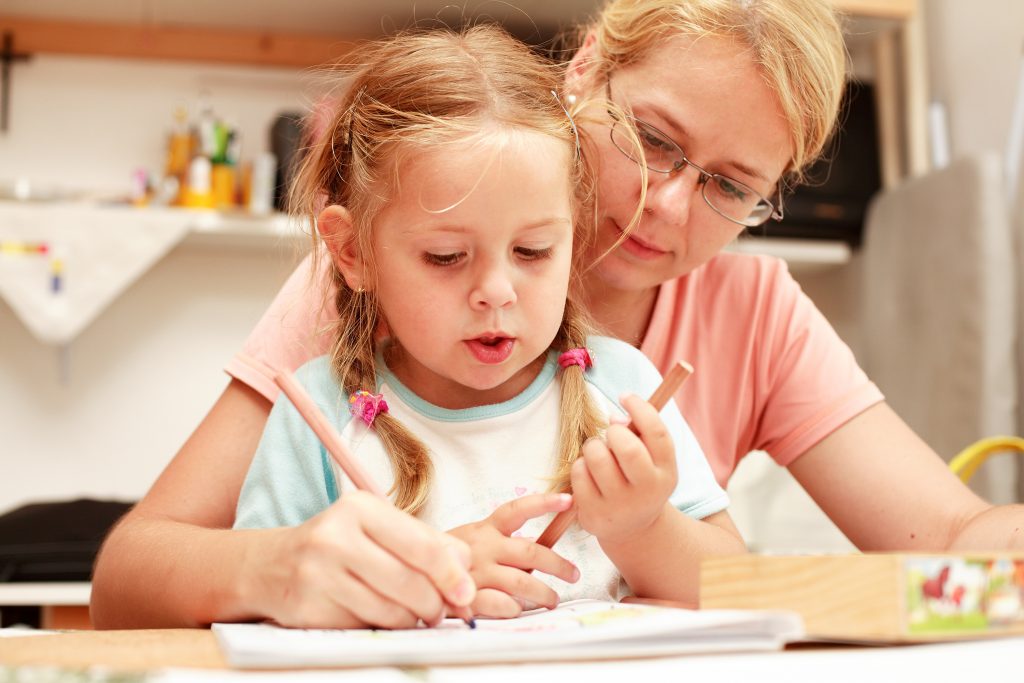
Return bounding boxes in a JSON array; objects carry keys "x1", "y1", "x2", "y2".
[{"x1": 464, "y1": 336, "x2": 515, "y2": 364}]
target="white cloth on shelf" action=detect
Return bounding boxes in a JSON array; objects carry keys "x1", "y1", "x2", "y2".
[{"x1": 0, "y1": 202, "x2": 191, "y2": 345}]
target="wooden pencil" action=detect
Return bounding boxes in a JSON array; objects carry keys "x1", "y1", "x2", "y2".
[
  {"x1": 274, "y1": 371, "x2": 477, "y2": 628},
  {"x1": 536, "y1": 360, "x2": 694, "y2": 549}
]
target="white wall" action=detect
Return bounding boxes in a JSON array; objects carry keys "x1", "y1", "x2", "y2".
[
  {"x1": 0, "y1": 243, "x2": 300, "y2": 509},
  {"x1": 0, "y1": 54, "x2": 314, "y2": 195},
  {"x1": 1, "y1": 55, "x2": 311, "y2": 512},
  {"x1": 924, "y1": 0, "x2": 1024, "y2": 162}
]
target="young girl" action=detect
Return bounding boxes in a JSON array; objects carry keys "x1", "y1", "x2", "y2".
[{"x1": 232, "y1": 24, "x2": 745, "y2": 625}]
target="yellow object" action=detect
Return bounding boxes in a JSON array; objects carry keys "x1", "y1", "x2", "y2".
[
  {"x1": 949, "y1": 436, "x2": 1024, "y2": 483},
  {"x1": 211, "y1": 164, "x2": 237, "y2": 209}
]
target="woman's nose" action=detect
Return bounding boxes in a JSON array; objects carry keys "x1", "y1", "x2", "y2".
[
  {"x1": 644, "y1": 165, "x2": 703, "y2": 228},
  {"x1": 470, "y1": 262, "x2": 517, "y2": 310}
]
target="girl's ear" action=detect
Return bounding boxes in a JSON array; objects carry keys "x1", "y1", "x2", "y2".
[
  {"x1": 318, "y1": 204, "x2": 367, "y2": 291},
  {"x1": 565, "y1": 31, "x2": 598, "y2": 96}
]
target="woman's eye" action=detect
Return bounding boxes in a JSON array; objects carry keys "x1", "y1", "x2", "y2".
[
  {"x1": 639, "y1": 128, "x2": 673, "y2": 152},
  {"x1": 515, "y1": 246, "x2": 553, "y2": 261},
  {"x1": 423, "y1": 252, "x2": 464, "y2": 266},
  {"x1": 716, "y1": 178, "x2": 749, "y2": 202}
]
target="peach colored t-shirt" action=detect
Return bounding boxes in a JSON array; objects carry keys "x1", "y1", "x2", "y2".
[{"x1": 226, "y1": 251, "x2": 883, "y2": 487}]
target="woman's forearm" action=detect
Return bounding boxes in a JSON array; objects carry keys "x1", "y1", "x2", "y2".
[
  {"x1": 599, "y1": 506, "x2": 747, "y2": 606},
  {"x1": 948, "y1": 504, "x2": 1024, "y2": 551}
]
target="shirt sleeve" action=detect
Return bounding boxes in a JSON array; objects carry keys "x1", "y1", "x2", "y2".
[
  {"x1": 753, "y1": 259, "x2": 884, "y2": 467},
  {"x1": 224, "y1": 254, "x2": 337, "y2": 403},
  {"x1": 585, "y1": 336, "x2": 730, "y2": 519},
  {"x1": 234, "y1": 357, "x2": 340, "y2": 529}
]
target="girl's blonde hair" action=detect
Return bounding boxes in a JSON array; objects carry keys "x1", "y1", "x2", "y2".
[
  {"x1": 576, "y1": 0, "x2": 847, "y2": 185},
  {"x1": 291, "y1": 25, "x2": 606, "y2": 514}
]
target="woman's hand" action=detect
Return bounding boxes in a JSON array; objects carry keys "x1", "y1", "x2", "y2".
[
  {"x1": 571, "y1": 393, "x2": 678, "y2": 544},
  {"x1": 245, "y1": 490, "x2": 475, "y2": 629},
  {"x1": 448, "y1": 493, "x2": 579, "y2": 618}
]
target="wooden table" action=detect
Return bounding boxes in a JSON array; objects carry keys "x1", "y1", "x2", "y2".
[{"x1": 0, "y1": 629, "x2": 224, "y2": 670}]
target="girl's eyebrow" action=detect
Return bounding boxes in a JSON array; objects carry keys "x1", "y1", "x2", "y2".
[
  {"x1": 403, "y1": 219, "x2": 573, "y2": 235},
  {"x1": 404, "y1": 216, "x2": 572, "y2": 235},
  {"x1": 642, "y1": 100, "x2": 772, "y2": 185},
  {"x1": 520, "y1": 217, "x2": 573, "y2": 230}
]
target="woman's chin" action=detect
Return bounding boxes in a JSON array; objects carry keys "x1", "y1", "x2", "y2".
[{"x1": 588, "y1": 252, "x2": 671, "y2": 294}]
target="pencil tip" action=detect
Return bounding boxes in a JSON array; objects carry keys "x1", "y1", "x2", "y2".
[{"x1": 468, "y1": 618, "x2": 477, "y2": 629}]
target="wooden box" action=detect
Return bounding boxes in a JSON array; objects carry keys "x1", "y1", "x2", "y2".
[{"x1": 701, "y1": 553, "x2": 1024, "y2": 642}]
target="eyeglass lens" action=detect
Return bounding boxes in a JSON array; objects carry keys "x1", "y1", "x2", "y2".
[{"x1": 609, "y1": 118, "x2": 774, "y2": 227}]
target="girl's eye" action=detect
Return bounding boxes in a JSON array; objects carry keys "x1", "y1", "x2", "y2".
[
  {"x1": 515, "y1": 246, "x2": 553, "y2": 261},
  {"x1": 423, "y1": 252, "x2": 464, "y2": 267}
]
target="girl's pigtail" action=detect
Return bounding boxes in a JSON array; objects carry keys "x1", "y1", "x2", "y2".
[
  {"x1": 552, "y1": 299, "x2": 607, "y2": 493},
  {"x1": 331, "y1": 288, "x2": 434, "y2": 515}
]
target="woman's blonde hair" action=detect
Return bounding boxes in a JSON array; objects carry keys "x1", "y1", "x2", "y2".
[
  {"x1": 576, "y1": 0, "x2": 847, "y2": 185},
  {"x1": 291, "y1": 25, "x2": 606, "y2": 513}
]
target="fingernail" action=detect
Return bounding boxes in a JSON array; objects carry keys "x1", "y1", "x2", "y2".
[
  {"x1": 571, "y1": 566, "x2": 580, "y2": 582},
  {"x1": 609, "y1": 413, "x2": 630, "y2": 426},
  {"x1": 557, "y1": 493, "x2": 572, "y2": 506}
]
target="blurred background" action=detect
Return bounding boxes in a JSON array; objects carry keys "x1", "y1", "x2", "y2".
[{"x1": 1, "y1": 0, "x2": 1023, "y2": 622}]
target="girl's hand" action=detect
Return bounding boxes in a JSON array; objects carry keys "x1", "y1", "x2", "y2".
[
  {"x1": 448, "y1": 493, "x2": 579, "y2": 618},
  {"x1": 248, "y1": 490, "x2": 475, "y2": 629},
  {"x1": 571, "y1": 393, "x2": 678, "y2": 544}
]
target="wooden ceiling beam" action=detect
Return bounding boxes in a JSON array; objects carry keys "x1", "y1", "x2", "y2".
[{"x1": 0, "y1": 15, "x2": 355, "y2": 68}]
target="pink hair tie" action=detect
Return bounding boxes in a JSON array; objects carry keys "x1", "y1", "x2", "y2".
[
  {"x1": 348, "y1": 390, "x2": 389, "y2": 427},
  {"x1": 558, "y1": 348, "x2": 593, "y2": 371}
]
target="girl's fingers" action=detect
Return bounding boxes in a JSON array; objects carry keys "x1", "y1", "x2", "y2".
[
  {"x1": 350, "y1": 493, "x2": 476, "y2": 607},
  {"x1": 494, "y1": 537, "x2": 580, "y2": 583},
  {"x1": 603, "y1": 425, "x2": 653, "y2": 485},
  {"x1": 580, "y1": 437, "x2": 626, "y2": 494},
  {"x1": 488, "y1": 492, "x2": 573, "y2": 536},
  {"x1": 325, "y1": 569, "x2": 420, "y2": 630},
  {"x1": 620, "y1": 393, "x2": 675, "y2": 470},
  {"x1": 344, "y1": 531, "x2": 447, "y2": 626},
  {"x1": 472, "y1": 588, "x2": 524, "y2": 619},
  {"x1": 570, "y1": 456, "x2": 600, "y2": 502},
  {"x1": 276, "y1": 564, "x2": 417, "y2": 630},
  {"x1": 473, "y1": 564, "x2": 560, "y2": 611}
]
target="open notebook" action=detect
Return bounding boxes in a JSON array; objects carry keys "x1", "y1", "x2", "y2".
[{"x1": 213, "y1": 599, "x2": 803, "y2": 668}]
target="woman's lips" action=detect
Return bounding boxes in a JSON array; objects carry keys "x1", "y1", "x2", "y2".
[
  {"x1": 612, "y1": 221, "x2": 667, "y2": 260},
  {"x1": 464, "y1": 337, "x2": 515, "y2": 364}
]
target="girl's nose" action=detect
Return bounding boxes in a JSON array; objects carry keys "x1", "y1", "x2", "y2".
[{"x1": 470, "y1": 262, "x2": 517, "y2": 311}]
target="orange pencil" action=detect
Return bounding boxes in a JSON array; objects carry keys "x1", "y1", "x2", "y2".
[
  {"x1": 274, "y1": 371, "x2": 477, "y2": 629},
  {"x1": 536, "y1": 360, "x2": 694, "y2": 549}
]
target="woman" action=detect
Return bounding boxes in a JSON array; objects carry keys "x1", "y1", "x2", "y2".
[{"x1": 91, "y1": 0, "x2": 1024, "y2": 629}]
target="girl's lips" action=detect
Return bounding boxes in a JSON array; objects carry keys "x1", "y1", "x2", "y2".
[{"x1": 464, "y1": 337, "x2": 515, "y2": 364}]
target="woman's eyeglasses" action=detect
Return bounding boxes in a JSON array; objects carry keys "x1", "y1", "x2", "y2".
[{"x1": 606, "y1": 83, "x2": 783, "y2": 228}]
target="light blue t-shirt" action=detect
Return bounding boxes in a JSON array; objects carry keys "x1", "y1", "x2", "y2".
[{"x1": 235, "y1": 335, "x2": 728, "y2": 601}]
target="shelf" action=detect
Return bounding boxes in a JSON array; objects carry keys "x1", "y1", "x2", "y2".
[
  {"x1": 0, "y1": 201, "x2": 307, "y2": 247},
  {"x1": 727, "y1": 236, "x2": 852, "y2": 274},
  {"x1": 0, "y1": 201, "x2": 308, "y2": 346},
  {"x1": 1, "y1": 1, "x2": 916, "y2": 69},
  {"x1": 0, "y1": 582, "x2": 90, "y2": 606},
  {"x1": 832, "y1": 0, "x2": 916, "y2": 20},
  {"x1": 179, "y1": 208, "x2": 308, "y2": 248}
]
